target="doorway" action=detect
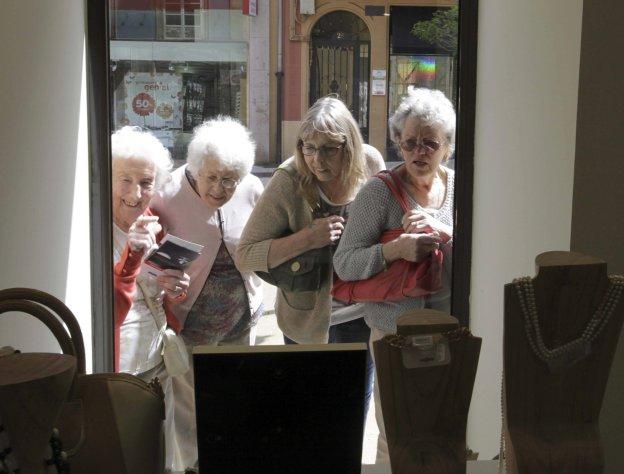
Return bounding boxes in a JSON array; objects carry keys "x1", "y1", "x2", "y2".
[{"x1": 309, "y1": 11, "x2": 371, "y2": 141}]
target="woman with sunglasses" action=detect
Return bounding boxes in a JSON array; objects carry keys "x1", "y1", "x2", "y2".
[
  {"x1": 149, "y1": 116, "x2": 264, "y2": 468},
  {"x1": 333, "y1": 87, "x2": 455, "y2": 461},
  {"x1": 236, "y1": 96, "x2": 384, "y2": 411}
]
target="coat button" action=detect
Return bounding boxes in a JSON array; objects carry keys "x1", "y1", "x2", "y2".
[{"x1": 290, "y1": 261, "x2": 301, "y2": 272}]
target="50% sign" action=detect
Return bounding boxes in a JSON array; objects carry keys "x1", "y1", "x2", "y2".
[{"x1": 132, "y1": 92, "x2": 155, "y2": 117}]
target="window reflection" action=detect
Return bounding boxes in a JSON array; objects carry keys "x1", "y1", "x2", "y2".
[
  {"x1": 109, "y1": 1, "x2": 249, "y2": 165},
  {"x1": 387, "y1": 5, "x2": 458, "y2": 162}
]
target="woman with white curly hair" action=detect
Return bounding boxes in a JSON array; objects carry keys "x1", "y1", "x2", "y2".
[
  {"x1": 333, "y1": 87, "x2": 456, "y2": 460},
  {"x1": 149, "y1": 116, "x2": 263, "y2": 468},
  {"x1": 111, "y1": 126, "x2": 191, "y2": 471}
]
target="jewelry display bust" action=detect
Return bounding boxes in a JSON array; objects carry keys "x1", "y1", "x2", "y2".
[
  {"x1": 0, "y1": 352, "x2": 76, "y2": 473},
  {"x1": 373, "y1": 309, "x2": 482, "y2": 474},
  {"x1": 503, "y1": 251, "x2": 624, "y2": 474}
]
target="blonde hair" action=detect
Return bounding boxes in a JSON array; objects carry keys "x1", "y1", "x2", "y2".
[{"x1": 294, "y1": 97, "x2": 367, "y2": 200}]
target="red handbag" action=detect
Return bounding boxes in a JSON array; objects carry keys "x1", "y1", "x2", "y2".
[{"x1": 332, "y1": 170, "x2": 444, "y2": 304}]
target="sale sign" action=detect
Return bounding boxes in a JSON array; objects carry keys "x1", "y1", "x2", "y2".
[
  {"x1": 122, "y1": 72, "x2": 183, "y2": 130},
  {"x1": 132, "y1": 92, "x2": 155, "y2": 116}
]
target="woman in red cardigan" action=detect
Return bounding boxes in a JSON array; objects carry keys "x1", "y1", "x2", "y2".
[{"x1": 111, "y1": 126, "x2": 190, "y2": 471}]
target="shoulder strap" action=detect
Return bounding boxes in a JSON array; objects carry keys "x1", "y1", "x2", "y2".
[
  {"x1": 376, "y1": 169, "x2": 411, "y2": 213},
  {"x1": 136, "y1": 279, "x2": 167, "y2": 330}
]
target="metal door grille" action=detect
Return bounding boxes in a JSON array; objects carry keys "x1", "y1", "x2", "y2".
[{"x1": 310, "y1": 39, "x2": 370, "y2": 141}]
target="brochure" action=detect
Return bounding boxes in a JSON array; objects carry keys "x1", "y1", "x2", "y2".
[{"x1": 141, "y1": 234, "x2": 203, "y2": 278}]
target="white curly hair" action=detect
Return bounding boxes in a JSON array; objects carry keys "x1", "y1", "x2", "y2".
[
  {"x1": 388, "y1": 87, "x2": 456, "y2": 153},
  {"x1": 186, "y1": 116, "x2": 256, "y2": 180},
  {"x1": 111, "y1": 126, "x2": 173, "y2": 190}
]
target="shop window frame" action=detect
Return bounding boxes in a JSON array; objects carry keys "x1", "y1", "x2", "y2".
[{"x1": 85, "y1": 0, "x2": 478, "y2": 371}]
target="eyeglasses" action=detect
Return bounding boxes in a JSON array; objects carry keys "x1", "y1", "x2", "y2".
[
  {"x1": 300, "y1": 143, "x2": 344, "y2": 158},
  {"x1": 399, "y1": 138, "x2": 443, "y2": 154},
  {"x1": 199, "y1": 174, "x2": 239, "y2": 189}
]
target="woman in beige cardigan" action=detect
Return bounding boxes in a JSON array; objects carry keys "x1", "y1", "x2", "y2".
[{"x1": 236, "y1": 96, "x2": 384, "y2": 411}]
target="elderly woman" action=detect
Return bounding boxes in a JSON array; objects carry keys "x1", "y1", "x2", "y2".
[
  {"x1": 333, "y1": 87, "x2": 455, "y2": 460},
  {"x1": 149, "y1": 116, "x2": 263, "y2": 467},
  {"x1": 236, "y1": 96, "x2": 384, "y2": 412},
  {"x1": 111, "y1": 126, "x2": 191, "y2": 470}
]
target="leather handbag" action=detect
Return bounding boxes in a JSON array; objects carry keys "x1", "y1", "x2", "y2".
[
  {"x1": 332, "y1": 170, "x2": 444, "y2": 304},
  {"x1": 255, "y1": 244, "x2": 332, "y2": 292},
  {"x1": 255, "y1": 164, "x2": 333, "y2": 292},
  {"x1": 0, "y1": 287, "x2": 166, "y2": 474}
]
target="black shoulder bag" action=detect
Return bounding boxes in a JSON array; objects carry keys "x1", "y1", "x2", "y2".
[{"x1": 255, "y1": 166, "x2": 333, "y2": 292}]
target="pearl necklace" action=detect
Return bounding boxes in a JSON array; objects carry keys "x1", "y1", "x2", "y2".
[{"x1": 513, "y1": 275, "x2": 624, "y2": 374}]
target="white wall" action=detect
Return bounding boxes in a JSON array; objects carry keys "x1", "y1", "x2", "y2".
[
  {"x1": 467, "y1": 0, "x2": 584, "y2": 458},
  {"x1": 0, "y1": 0, "x2": 92, "y2": 369}
]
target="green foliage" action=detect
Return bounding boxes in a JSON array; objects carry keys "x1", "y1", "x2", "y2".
[{"x1": 410, "y1": 6, "x2": 458, "y2": 53}]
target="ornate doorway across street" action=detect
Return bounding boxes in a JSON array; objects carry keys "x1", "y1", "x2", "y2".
[{"x1": 309, "y1": 11, "x2": 371, "y2": 141}]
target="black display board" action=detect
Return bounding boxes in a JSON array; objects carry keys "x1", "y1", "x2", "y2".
[{"x1": 193, "y1": 344, "x2": 367, "y2": 474}]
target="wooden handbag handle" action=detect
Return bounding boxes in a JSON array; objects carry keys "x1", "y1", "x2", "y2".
[{"x1": 0, "y1": 287, "x2": 86, "y2": 374}]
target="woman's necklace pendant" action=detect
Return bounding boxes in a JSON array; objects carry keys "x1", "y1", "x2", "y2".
[{"x1": 546, "y1": 339, "x2": 591, "y2": 374}]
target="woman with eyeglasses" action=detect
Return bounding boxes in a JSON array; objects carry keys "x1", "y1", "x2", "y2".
[
  {"x1": 333, "y1": 87, "x2": 455, "y2": 461},
  {"x1": 236, "y1": 96, "x2": 384, "y2": 410},
  {"x1": 149, "y1": 116, "x2": 264, "y2": 468}
]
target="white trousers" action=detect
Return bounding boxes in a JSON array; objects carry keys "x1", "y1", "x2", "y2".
[
  {"x1": 137, "y1": 363, "x2": 195, "y2": 472},
  {"x1": 369, "y1": 327, "x2": 392, "y2": 464}
]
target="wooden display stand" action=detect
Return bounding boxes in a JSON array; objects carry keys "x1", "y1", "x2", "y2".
[
  {"x1": 373, "y1": 309, "x2": 481, "y2": 474},
  {"x1": 0, "y1": 352, "x2": 76, "y2": 473},
  {"x1": 503, "y1": 251, "x2": 624, "y2": 473}
]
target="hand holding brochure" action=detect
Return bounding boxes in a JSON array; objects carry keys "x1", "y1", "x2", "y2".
[{"x1": 141, "y1": 234, "x2": 203, "y2": 278}]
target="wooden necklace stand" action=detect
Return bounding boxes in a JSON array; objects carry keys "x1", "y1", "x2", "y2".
[
  {"x1": 503, "y1": 251, "x2": 624, "y2": 473},
  {"x1": 373, "y1": 309, "x2": 481, "y2": 474}
]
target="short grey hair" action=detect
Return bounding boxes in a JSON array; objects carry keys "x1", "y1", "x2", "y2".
[
  {"x1": 388, "y1": 87, "x2": 456, "y2": 153},
  {"x1": 186, "y1": 116, "x2": 256, "y2": 179},
  {"x1": 111, "y1": 126, "x2": 173, "y2": 190}
]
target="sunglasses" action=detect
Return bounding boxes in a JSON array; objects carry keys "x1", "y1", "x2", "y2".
[
  {"x1": 399, "y1": 138, "x2": 443, "y2": 154},
  {"x1": 300, "y1": 143, "x2": 344, "y2": 158}
]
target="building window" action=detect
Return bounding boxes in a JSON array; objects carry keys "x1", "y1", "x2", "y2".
[{"x1": 164, "y1": 0, "x2": 201, "y2": 40}]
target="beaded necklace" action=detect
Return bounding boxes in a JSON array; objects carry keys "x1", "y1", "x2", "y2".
[
  {"x1": 0, "y1": 422, "x2": 69, "y2": 474},
  {"x1": 498, "y1": 274, "x2": 624, "y2": 473},
  {"x1": 513, "y1": 275, "x2": 624, "y2": 374}
]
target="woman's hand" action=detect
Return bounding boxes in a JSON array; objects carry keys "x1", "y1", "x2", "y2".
[
  {"x1": 383, "y1": 232, "x2": 443, "y2": 264},
  {"x1": 266, "y1": 215, "x2": 344, "y2": 268},
  {"x1": 158, "y1": 269, "x2": 190, "y2": 300},
  {"x1": 402, "y1": 210, "x2": 452, "y2": 243},
  {"x1": 304, "y1": 215, "x2": 345, "y2": 249},
  {"x1": 127, "y1": 215, "x2": 162, "y2": 253}
]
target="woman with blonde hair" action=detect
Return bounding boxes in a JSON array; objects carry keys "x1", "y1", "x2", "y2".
[{"x1": 236, "y1": 96, "x2": 384, "y2": 412}]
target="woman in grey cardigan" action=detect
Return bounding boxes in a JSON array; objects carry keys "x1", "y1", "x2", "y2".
[
  {"x1": 236, "y1": 96, "x2": 384, "y2": 410},
  {"x1": 333, "y1": 87, "x2": 456, "y2": 461}
]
